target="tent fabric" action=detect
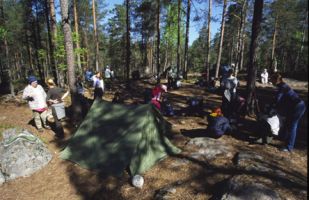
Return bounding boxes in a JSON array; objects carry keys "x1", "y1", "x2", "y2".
[{"x1": 60, "y1": 99, "x2": 181, "y2": 176}]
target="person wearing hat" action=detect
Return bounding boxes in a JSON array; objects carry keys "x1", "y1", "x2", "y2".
[
  {"x1": 22, "y1": 76, "x2": 50, "y2": 132},
  {"x1": 206, "y1": 107, "x2": 232, "y2": 138},
  {"x1": 46, "y1": 78, "x2": 69, "y2": 138}
]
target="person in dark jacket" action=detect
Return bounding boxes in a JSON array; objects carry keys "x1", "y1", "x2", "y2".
[
  {"x1": 270, "y1": 72, "x2": 306, "y2": 152},
  {"x1": 46, "y1": 78, "x2": 69, "y2": 138},
  {"x1": 206, "y1": 108, "x2": 232, "y2": 138}
]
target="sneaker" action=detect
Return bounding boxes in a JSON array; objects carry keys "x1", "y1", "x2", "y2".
[
  {"x1": 45, "y1": 125, "x2": 51, "y2": 130},
  {"x1": 280, "y1": 147, "x2": 291, "y2": 152},
  {"x1": 38, "y1": 128, "x2": 44, "y2": 133}
]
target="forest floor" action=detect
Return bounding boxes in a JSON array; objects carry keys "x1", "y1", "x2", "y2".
[{"x1": 0, "y1": 75, "x2": 307, "y2": 200}]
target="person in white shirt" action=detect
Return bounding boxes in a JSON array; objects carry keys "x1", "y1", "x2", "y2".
[
  {"x1": 93, "y1": 71, "x2": 104, "y2": 99},
  {"x1": 261, "y1": 69, "x2": 269, "y2": 84},
  {"x1": 22, "y1": 76, "x2": 50, "y2": 132}
]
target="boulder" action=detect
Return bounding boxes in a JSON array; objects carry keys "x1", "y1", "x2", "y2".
[
  {"x1": 187, "y1": 137, "x2": 233, "y2": 160},
  {"x1": 0, "y1": 128, "x2": 52, "y2": 183},
  {"x1": 218, "y1": 175, "x2": 281, "y2": 200}
]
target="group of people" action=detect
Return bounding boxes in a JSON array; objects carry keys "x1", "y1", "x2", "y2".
[
  {"x1": 22, "y1": 76, "x2": 69, "y2": 138},
  {"x1": 152, "y1": 69, "x2": 306, "y2": 153},
  {"x1": 23, "y1": 66, "x2": 306, "y2": 153},
  {"x1": 215, "y1": 70, "x2": 305, "y2": 152},
  {"x1": 83, "y1": 66, "x2": 115, "y2": 100}
]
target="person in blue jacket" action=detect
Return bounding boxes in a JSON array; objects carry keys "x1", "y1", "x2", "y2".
[
  {"x1": 270, "y1": 72, "x2": 306, "y2": 152},
  {"x1": 206, "y1": 108, "x2": 232, "y2": 138}
]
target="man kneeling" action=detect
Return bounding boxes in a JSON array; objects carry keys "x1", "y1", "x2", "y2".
[{"x1": 206, "y1": 108, "x2": 232, "y2": 138}]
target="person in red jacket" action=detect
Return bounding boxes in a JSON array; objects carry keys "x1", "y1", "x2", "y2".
[{"x1": 151, "y1": 84, "x2": 167, "y2": 110}]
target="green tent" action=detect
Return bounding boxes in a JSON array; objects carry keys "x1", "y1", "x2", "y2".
[{"x1": 60, "y1": 99, "x2": 181, "y2": 176}]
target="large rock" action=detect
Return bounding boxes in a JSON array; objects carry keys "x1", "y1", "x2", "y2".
[
  {"x1": 187, "y1": 137, "x2": 233, "y2": 160},
  {"x1": 0, "y1": 128, "x2": 52, "y2": 184},
  {"x1": 235, "y1": 151, "x2": 286, "y2": 176},
  {"x1": 218, "y1": 175, "x2": 281, "y2": 200}
]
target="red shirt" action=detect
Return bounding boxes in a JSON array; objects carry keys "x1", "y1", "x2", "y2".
[{"x1": 152, "y1": 86, "x2": 164, "y2": 101}]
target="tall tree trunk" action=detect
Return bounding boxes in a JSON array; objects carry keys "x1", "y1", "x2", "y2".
[
  {"x1": 49, "y1": 0, "x2": 57, "y2": 40},
  {"x1": 246, "y1": 0, "x2": 264, "y2": 115},
  {"x1": 215, "y1": 0, "x2": 227, "y2": 78},
  {"x1": 239, "y1": 37, "x2": 245, "y2": 71},
  {"x1": 294, "y1": 11, "x2": 308, "y2": 71},
  {"x1": 126, "y1": 0, "x2": 131, "y2": 81},
  {"x1": 156, "y1": 0, "x2": 161, "y2": 83},
  {"x1": 26, "y1": 31, "x2": 34, "y2": 71},
  {"x1": 176, "y1": 0, "x2": 181, "y2": 78},
  {"x1": 235, "y1": 0, "x2": 247, "y2": 76},
  {"x1": 60, "y1": 0, "x2": 81, "y2": 122},
  {"x1": 45, "y1": 0, "x2": 58, "y2": 83},
  {"x1": 34, "y1": 0, "x2": 44, "y2": 82},
  {"x1": 82, "y1": 27, "x2": 90, "y2": 70},
  {"x1": 4, "y1": 38, "x2": 15, "y2": 96},
  {"x1": 205, "y1": 0, "x2": 212, "y2": 82},
  {"x1": 270, "y1": 15, "x2": 277, "y2": 73},
  {"x1": 92, "y1": 0, "x2": 99, "y2": 71},
  {"x1": 49, "y1": 0, "x2": 60, "y2": 84},
  {"x1": 183, "y1": 0, "x2": 191, "y2": 80},
  {"x1": 229, "y1": 35, "x2": 234, "y2": 65},
  {"x1": 73, "y1": 0, "x2": 82, "y2": 73},
  {"x1": 0, "y1": 0, "x2": 14, "y2": 95}
]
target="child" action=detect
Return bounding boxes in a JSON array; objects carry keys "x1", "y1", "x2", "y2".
[{"x1": 206, "y1": 108, "x2": 232, "y2": 138}]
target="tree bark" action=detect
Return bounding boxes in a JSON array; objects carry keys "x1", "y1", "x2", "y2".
[
  {"x1": 294, "y1": 11, "x2": 308, "y2": 71},
  {"x1": 92, "y1": 0, "x2": 99, "y2": 71},
  {"x1": 176, "y1": 0, "x2": 181, "y2": 78},
  {"x1": 215, "y1": 0, "x2": 227, "y2": 78},
  {"x1": 270, "y1": 15, "x2": 277, "y2": 73},
  {"x1": 156, "y1": 0, "x2": 161, "y2": 83},
  {"x1": 49, "y1": 0, "x2": 57, "y2": 40},
  {"x1": 126, "y1": 0, "x2": 131, "y2": 81},
  {"x1": 183, "y1": 0, "x2": 191, "y2": 80},
  {"x1": 4, "y1": 37, "x2": 15, "y2": 96},
  {"x1": 0, "y1": 0, "x2": 14, "y2": 95},
  {"x1": 205, "y1": 0, "x2": 212, "y2": 82},
  {"x1": 82, "y1": 26, "x2": 90, "y2": 70},
  {"x1": 60, "y1": 0, "x2": 80, "y2": 122},
  {"x1": 34, "y1": 0, "x2": 44, "y2": 82},
  {"x1": 246, "y1": 0, "x2": 264, "y2": 116},
  {"x1": 45, "y1": 0, "x2": 58, "y2": 83},
  {"x1": 73, "y1": 0, "x2": 82, "y2": 73},
  {"x1": 235, "y1": 0, "x2": 247, "y2": 76}
]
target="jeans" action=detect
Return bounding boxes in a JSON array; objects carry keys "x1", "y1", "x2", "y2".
[{"x1": 284, "y1": 101, "x2": 306, "y2": 151}]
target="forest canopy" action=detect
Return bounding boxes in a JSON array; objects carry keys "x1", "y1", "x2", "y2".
[{"x1": 0, "y1": 0, "x2": 307, "y2": 93}]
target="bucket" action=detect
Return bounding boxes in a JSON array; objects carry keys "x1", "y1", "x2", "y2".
[{"x1": 52, "y1": 103, "x2": 65, "y2": 120}]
